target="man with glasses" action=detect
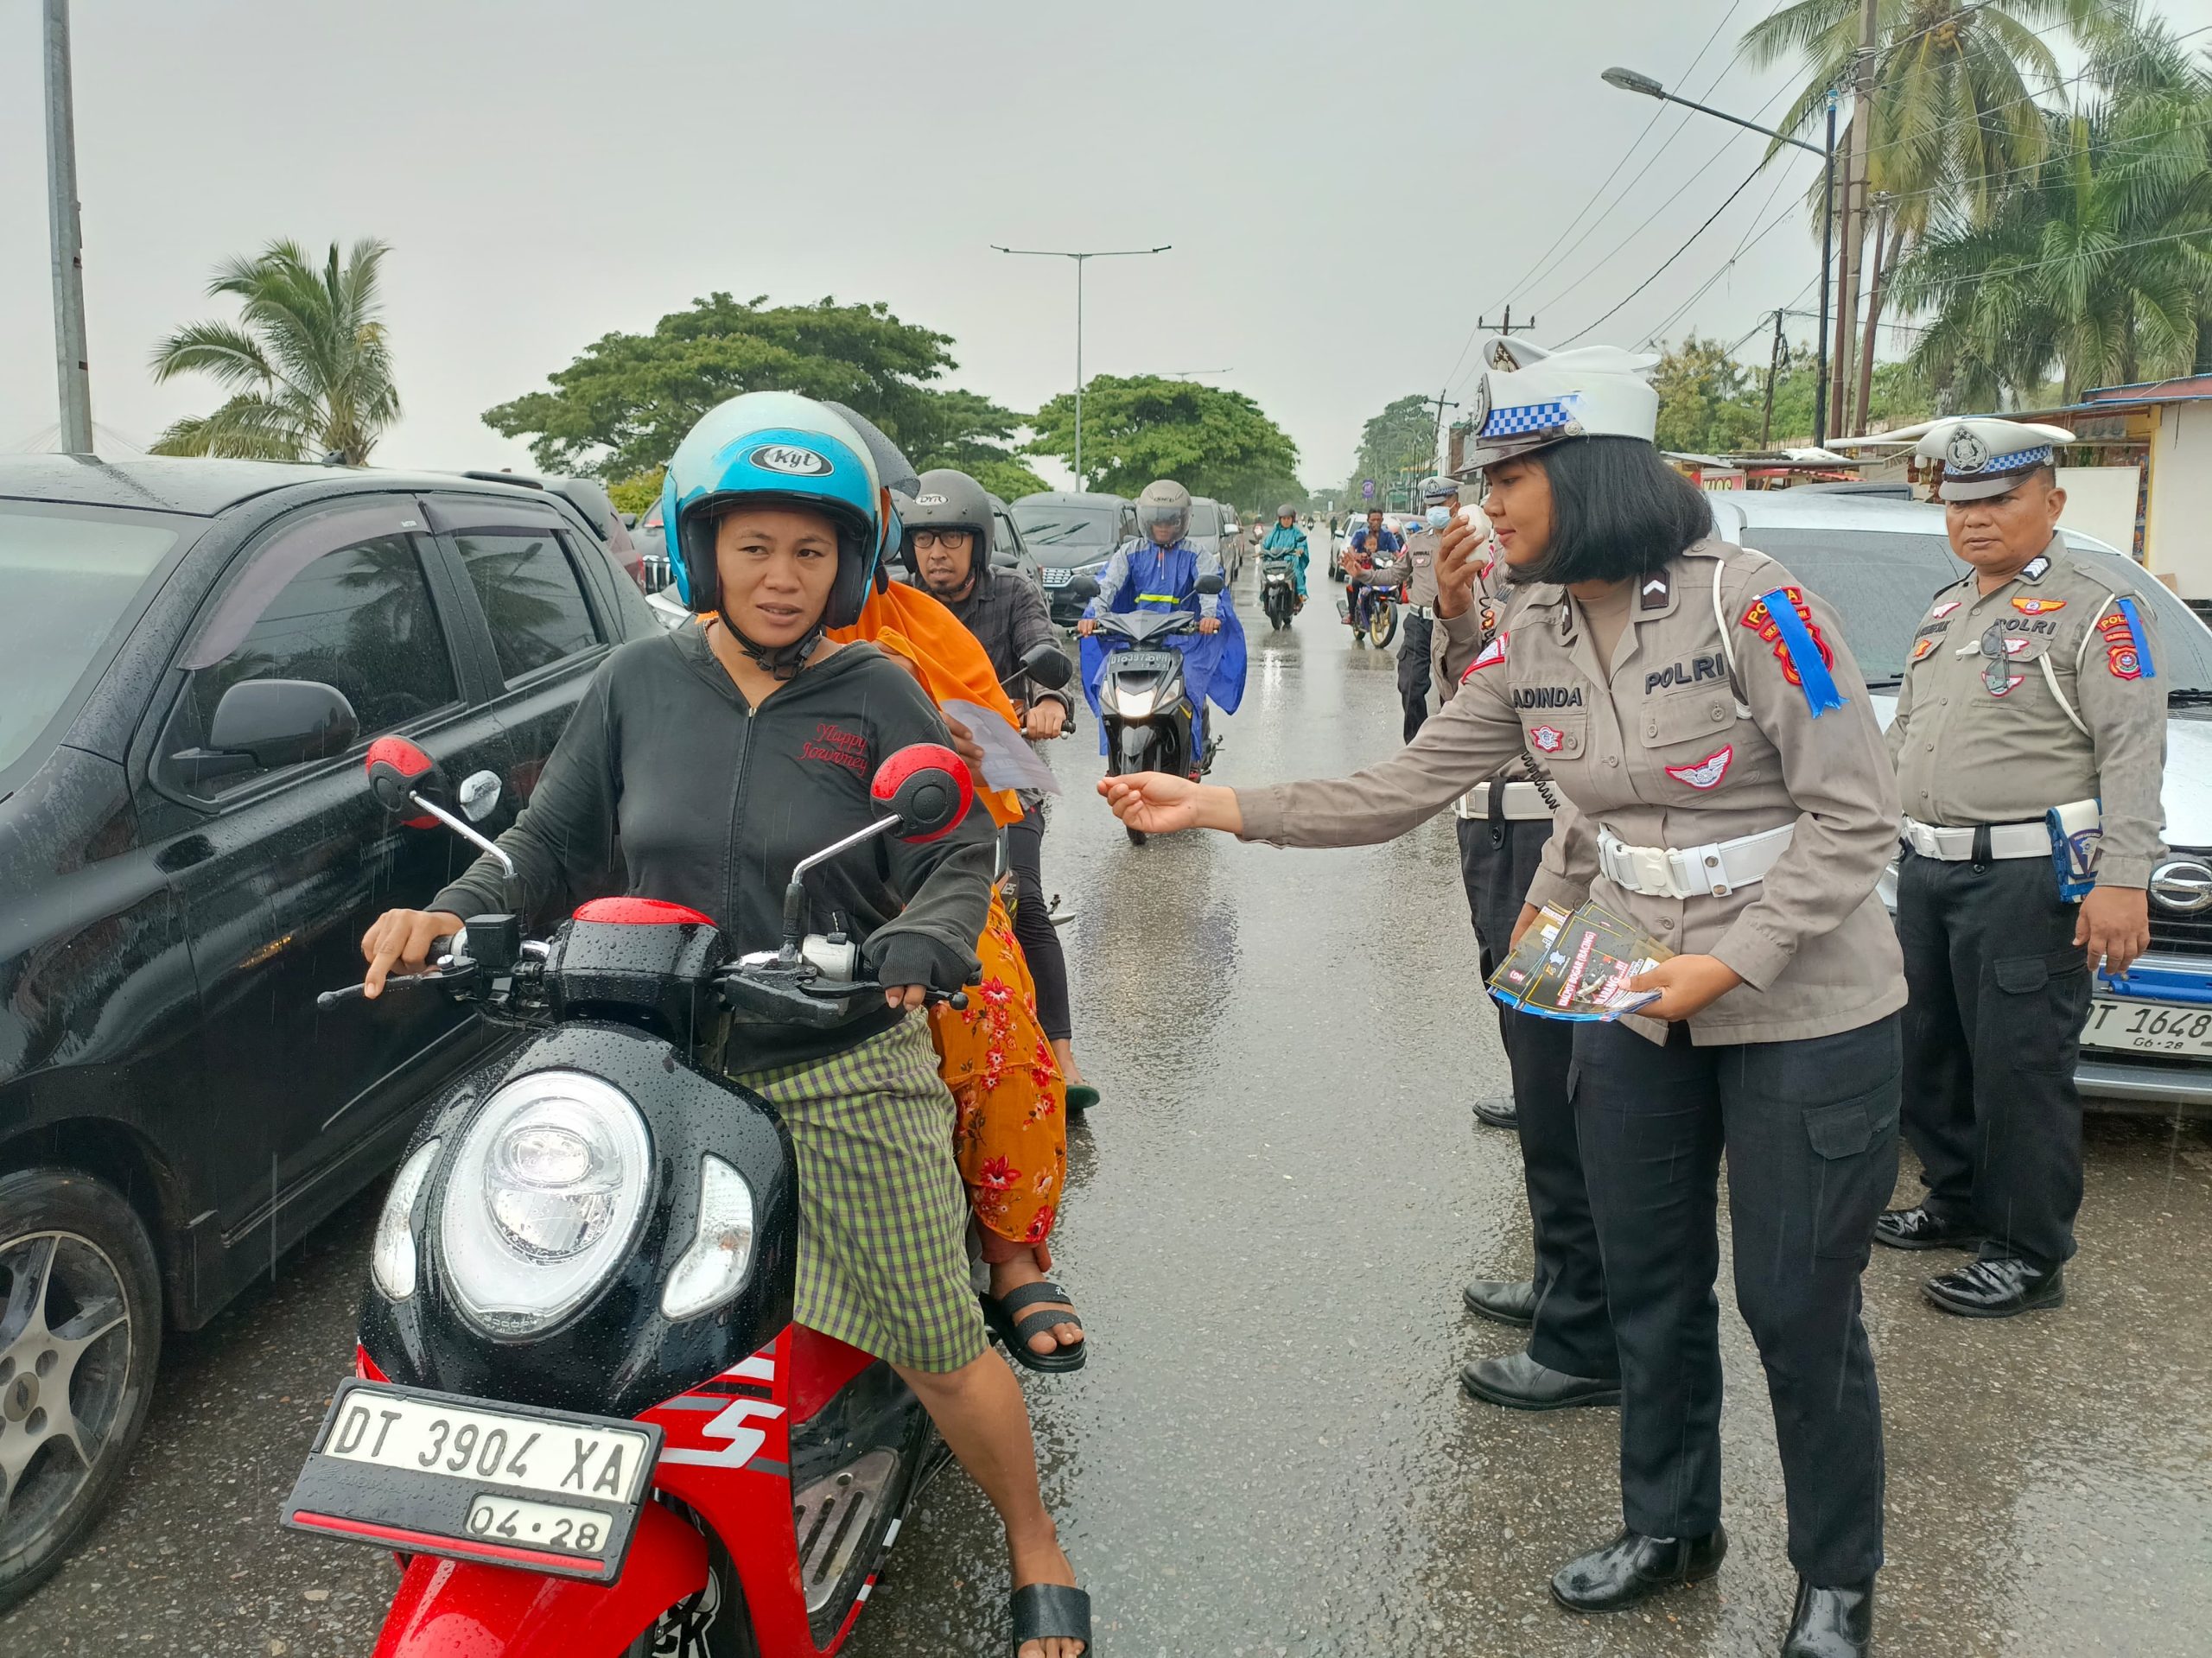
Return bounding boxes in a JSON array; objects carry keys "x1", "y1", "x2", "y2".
[{"x1": 1879, "y1": 418, "x2": 2166, "y2": 1317}]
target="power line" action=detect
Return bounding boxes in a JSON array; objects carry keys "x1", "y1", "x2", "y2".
[{"x1": 1558, "y1": 159, "x2": 1776, "y2": 347}]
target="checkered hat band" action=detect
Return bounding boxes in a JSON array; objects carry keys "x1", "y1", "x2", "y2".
[
  {"x1": 1978, "y1": 444, "x2": 2054, "y2": 473},
  {"x1": 1482, "y1": 397, "x2": 1580, "y2": 438}
]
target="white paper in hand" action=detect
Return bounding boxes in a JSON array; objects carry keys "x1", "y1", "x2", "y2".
[{"x1": 940, "y1": 700, "x2": 1061, "y2": 795}]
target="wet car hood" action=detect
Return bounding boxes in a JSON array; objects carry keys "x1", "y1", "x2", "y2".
[{"x1": 1869, "y1": 693, "x2": 2212, "y2": 849}]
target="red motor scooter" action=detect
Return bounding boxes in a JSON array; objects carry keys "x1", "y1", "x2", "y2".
[{"x1": 283, "y1": 735, "x2": 976, "y2": 1655}]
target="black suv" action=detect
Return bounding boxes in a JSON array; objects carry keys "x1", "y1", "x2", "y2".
[{"x1": 0, "y1": 456, "x2": 654, "y2": 1602}]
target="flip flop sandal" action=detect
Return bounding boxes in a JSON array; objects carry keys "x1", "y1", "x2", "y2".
[
  {"x1": 1011, "y1": 1582, "x2": 1091, "y2": 1656},
  {"x1": 1064, "y1": 1083, "x2": 1100, "y2": 1113},
  {"x1": 982, "y1": 1280, "x2": 1087, "y2": 1374}
]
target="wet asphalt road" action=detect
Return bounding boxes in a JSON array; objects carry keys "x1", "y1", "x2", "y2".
[{"x1": 7, "y1": 552, "x2": 2209, "y2": 1657}]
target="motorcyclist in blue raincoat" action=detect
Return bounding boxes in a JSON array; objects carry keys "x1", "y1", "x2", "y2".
[
  {"x1": 1258, "y1": 502, "x2": 1310, "y2": 605},
  {"x1": 1077, "y1": 478, "x2": 1247, "y2": 772}
]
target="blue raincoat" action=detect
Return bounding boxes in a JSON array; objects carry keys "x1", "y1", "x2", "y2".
[{"x1": 1078, "y1": 537, "x2": 1247, "y2": 759}]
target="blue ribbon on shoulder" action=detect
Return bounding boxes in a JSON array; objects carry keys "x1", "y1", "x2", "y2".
[
  {"x1": 1756, "y1": 587, "x2": 1846, "y2": 717},
  {"x1": 2114, "y1": 595, "x2": 2156, "y2": 679}
]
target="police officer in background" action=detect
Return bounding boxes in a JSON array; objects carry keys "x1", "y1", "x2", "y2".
[
  {"x1": 1394, "y1": 476, "x2": 1456, "y2": 742},
  {"x1": 1877, "y1": 418, "x2": 2165, "y2": 1317},
  {"x1": 1428, "y1": 482, "x2": 1622, "y2": 1415},
  {"x1": 1099, "y1": 338, "x2": 1905, "y2": 1658}
]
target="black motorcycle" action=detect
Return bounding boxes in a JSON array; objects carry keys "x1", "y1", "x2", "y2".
[
  {"x1": 1259, "y1": 554, "x2": 1298, "y2": 632},
  {"x1": 1067, "y1": 572, "x2": 1224, "y2": 845}
]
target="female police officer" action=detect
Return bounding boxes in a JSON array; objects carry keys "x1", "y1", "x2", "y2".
[{"x1": 1100, "y1": 339, "x2": 1904, "y2": 1658}]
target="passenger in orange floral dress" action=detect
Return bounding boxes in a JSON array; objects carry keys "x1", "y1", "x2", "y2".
[{"x1": 829, "y1": 577, "x2": 1085, "y2": 1371}]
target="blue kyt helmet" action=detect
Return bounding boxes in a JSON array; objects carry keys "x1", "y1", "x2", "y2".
[{"x1": 660, "y1": 391, "x2": 893, "y2": 627}]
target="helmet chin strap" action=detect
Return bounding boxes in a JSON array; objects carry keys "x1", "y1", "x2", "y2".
[{"x1": 715, "y1": 613, "x2": 825, "y2": 681}]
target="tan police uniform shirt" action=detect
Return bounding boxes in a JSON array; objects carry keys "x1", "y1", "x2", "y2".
[
  {"x1": 1887, "y1": 535, "x2": 2166, "y2": 888},
  {"x1": 1237, "y1": 539, "x2": 1907, "y2": 1045},
  {"x1": 1403, "y1": 527, "x2": 1441, "y2": 609}
]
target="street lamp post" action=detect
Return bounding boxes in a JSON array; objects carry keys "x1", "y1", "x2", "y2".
[
  {"x1": 1600, "y1": 67, "x2": 1836, "y2": 450},
  {"x1": 992, "y1": 244, "x2": 1170, "y2": 485},
  {"x1": 43, "y1": 0, "x2": 93, "y2": 455}
]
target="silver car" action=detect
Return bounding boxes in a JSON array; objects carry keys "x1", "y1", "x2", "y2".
[{"x1": 1712, "y1": 489, "x2": 2212, "y2": 1117}]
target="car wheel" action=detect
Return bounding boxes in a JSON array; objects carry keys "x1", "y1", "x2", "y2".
[{"x1": 0, "y1": 1169, "x2": 162, "y2": 1609}]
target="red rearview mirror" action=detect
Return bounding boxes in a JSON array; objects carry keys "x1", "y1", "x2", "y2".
[{"x1": 869, "y1": 743, "x2": 974, "y2": 843}]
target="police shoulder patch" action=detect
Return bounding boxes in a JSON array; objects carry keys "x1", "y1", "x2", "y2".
[{"x1": 1463, "y1": 631, "x2": 1509, "y2": 681}]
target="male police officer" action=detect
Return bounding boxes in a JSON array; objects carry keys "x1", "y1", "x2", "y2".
[
  {"x1": 1878, "y1": 418, "x2": 2166, "y2": 1317},
  {"x1": 1395, "y1": 477, "x2": 1456, "y2": 742}
]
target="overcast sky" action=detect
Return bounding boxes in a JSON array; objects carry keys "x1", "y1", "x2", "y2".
[{"x1": 7, "y1": 0, "x2": 2209, "y2": 488}]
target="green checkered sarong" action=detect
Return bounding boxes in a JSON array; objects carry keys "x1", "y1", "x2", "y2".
[{"x1": 730, "y1": 1013, "x2": 987, "y2": 1373}]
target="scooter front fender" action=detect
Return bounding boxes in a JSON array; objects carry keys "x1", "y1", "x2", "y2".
[{"x1": 371, "y1": 1501, "x2": 708, "y2": 1658}]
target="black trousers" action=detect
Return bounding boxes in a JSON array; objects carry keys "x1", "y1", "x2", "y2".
[
  {"x1": 1896, "y1": 850, "x2": 2089, "y2": 1269},
  {"x1": 1397, "y1": 613, "x2": 1434, "y2": 744},
  {"x1": 1573, "y1": 1015, "x2": 1899, "y2": 1586},
  {"x1": 1457, "y1": 815, "x2": 1618, "y2": 1381},
  {"x1": 1006, "y1": 806, "x2": 1071, "y2": 1043}
]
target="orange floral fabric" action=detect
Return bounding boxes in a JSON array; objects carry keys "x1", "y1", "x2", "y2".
[{"x1": 931, "y1": 889, "x2": 1067, "y2": 1247}]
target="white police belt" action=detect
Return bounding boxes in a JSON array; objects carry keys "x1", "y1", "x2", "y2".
[
  {"x1": 1899, "y1": 816, "x2": 2052, "y2": 861},
  {"x1": 1404, "y1": 603, "x2": 1436, "y2": 620},
  {"x1": 1597, "y1": 824, "x2": 1794, "y2": 899},
  {"x1": 1454, "y1": 781, "x2": 1553, "y2": 821}
]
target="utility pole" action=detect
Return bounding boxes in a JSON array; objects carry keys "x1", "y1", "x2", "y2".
[
  {"x1": 1760, "y1": 308, "x2": 1788, "y2": 450},
  {"x1": 993, "y1": 244, "x2": 1171, "y2": 486},
  {"x1": 43, "y1": 0, "x2": 94, "y2": 455},
  {"x1": 1421, "y1": 383, "x2": 1460, "y2": 460},
  {"x1": 1832, "y1": 0, "x2": 1878, "y2": 440},
  {"x1": 1478, "y1": 304, "x2": 1538, "y2": 340}
]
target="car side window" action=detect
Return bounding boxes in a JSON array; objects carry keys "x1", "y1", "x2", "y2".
[
  {"x1": 994, "y1": 510, "x2": 1021, "y2": 560},
  {"x1": 453, "y1": 530, "x2": 603, "y2": 680},
  {"x1": 181, "y1": 533, "x2": 458, "y2": 789}
]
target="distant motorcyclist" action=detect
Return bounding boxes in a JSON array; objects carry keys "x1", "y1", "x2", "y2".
[
  {"x1": 1344, "y1": 507, "x2": 1403, "y2": 634},
  {"x1": 1259, "y1": 502, "x2": 1311, "y2": 607},
  {"x1": 1077, "y1": 479, "x2": 1246, "y2": 774}
]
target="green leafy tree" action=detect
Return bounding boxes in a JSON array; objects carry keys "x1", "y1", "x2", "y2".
[
  {"x1": 1655, "y1": 336, "x2": 1764, "y2": 453},
  {"x1": 1342, "y1": 394, "x2": 1439, "y2": 507},
  {"x1": 1891, "y1": 45, "x2": 2212, "y2": 405},
  {"x1": 483, "y1": 293, "x2": 1032, "y2": 485},
  {"x1": 149, "y1": 238, "x2": 399, "y2": 464},
  {"x1": 1027, "y1": 375, "x2": 1302, "y2": 505},
  {"x1": 607, "y1": 471, "x2": 663, "y2": 518}
]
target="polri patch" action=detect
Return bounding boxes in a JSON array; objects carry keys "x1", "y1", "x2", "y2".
[
  {"x1": 1738, "y1": 588, "x2": 1839, "y2": 699},
  {"x1": 1529, "y1": 725, "x2": 1566, "y2": 753},
  {"x1": 2012, "y1": 596, "x2": 2066, "y2": 615},
  {"x1": 1664, "y1": 746, "x2": 1733, "y2": 790}
]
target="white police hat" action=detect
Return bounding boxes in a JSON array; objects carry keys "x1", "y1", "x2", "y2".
[
  {"x1": 1914, "y1": 417, "x2": 2075, "y2": 501},
  {"x1": 1459, "y1": 338, "x2": 1660, "y2": 470}
]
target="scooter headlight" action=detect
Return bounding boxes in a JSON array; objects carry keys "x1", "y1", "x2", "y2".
[
  {"x1": 371, "y1": 1138, "x2": 442, "y2": 1301},
  {"x1": 1107, "y1": 683, "x2": 1157, "y2": 719},
  {"x1": 438, "y1": 1071, "x2": 652, "y2": 1336}
]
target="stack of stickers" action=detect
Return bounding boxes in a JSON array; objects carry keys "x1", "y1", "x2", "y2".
[{"x1": 1487, "y1": 901, "x2": 1673, "y2": 1022}]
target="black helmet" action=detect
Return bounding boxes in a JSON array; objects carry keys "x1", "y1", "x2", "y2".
[{"x1": 904, "y1": 468, "x2": 994, "y2": 585}]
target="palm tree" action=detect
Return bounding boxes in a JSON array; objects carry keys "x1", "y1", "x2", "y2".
[
  {"x1": 1890, "y1": 52, "x2": 2212, "y2": 406},
  {"x1": 149, "y1": 238, "x2": 399, "y2": 465},
  {"x1": 1742, "y1": 0, "x2": 2133, "y2": 429}
]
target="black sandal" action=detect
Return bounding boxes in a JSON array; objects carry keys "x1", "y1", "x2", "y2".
[
  {"x1": 982, "y1": 1280, "x2": 1087, "y2": 1373},
  {"x1": 1011, "y1": 1581, "x2": 1091, "y2": 1655}
]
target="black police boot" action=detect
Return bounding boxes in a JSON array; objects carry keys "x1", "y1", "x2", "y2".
[
  {"x1": 1872, "y1": 1204, "x2": 1980, "y2": 1251},
  {"x1": 1462, "y1": 1350, "x2": 1621, "y2": 1412},
  {"x1": 1461, "y1": 1278, "x2": 1535, "y2": 1327},
  {"x1": 1781, "y1": 1576, "x2": 1873, "y2": 1657},
  {"x1": 1471, "y1": 1094, "x2": 1519, "y2": 1130},
  {"x1": 1549, "y1": 1527, "x2": 1727, "y2": 1612},
  {"x1": 1923, "y1": 1256, "x2": 2064, "y2": 1318}
]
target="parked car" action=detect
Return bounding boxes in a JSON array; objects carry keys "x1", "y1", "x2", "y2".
[
  {"x1": 633, "y1": 496, "x2": 671, "y2": 592},
  {"x1": 454, "y1": 470, "x2": 645, "y2": 593},
  {"x1": 1189, "y1": 497, "x2": 1235, "y2": 583},
  {"x1": 1011, "y1": 491, "x2": 1138, "y2": 626},
  {"x1": 1711, "y1": 490, "x2": 2212, "y2": 1117},
  {"x1": 988, "y1": 491, "x2": 1044, "y2": 595},
  {"x1": 0, "y1": 455, "x2": 658, "y2": 1602}
]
